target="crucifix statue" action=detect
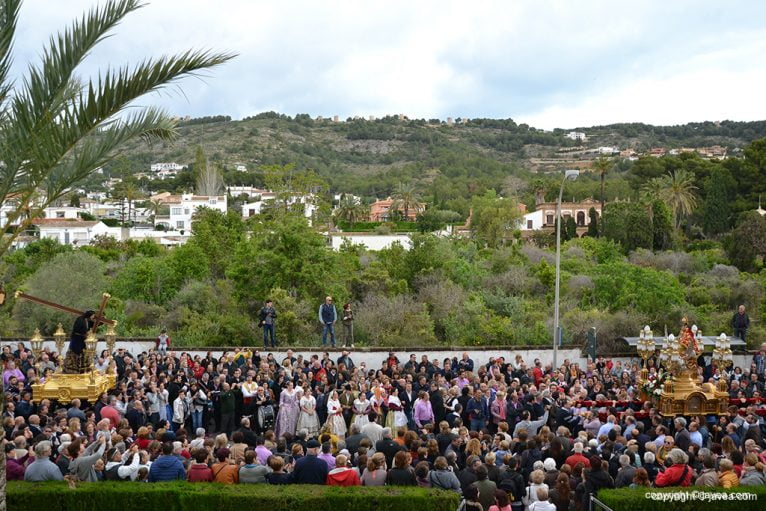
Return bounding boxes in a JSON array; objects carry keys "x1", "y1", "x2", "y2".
[{"x1": 15, "y1": 291, "x2": 115, "y2": 374}]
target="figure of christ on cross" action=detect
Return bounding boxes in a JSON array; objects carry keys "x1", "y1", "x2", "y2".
[{"x1": 15, "y1": 291, "x2": 115, "y2": 374}]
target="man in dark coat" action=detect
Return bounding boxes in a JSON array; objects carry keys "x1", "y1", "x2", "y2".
[
  {"x1": 292, "y1": 439, "x2": 328, "y2": 484},
  {"x1": 732, "y1": 305, "x2": 750, "y2": 341}
]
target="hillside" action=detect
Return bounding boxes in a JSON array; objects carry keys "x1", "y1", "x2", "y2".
[{"x1": 102, "y1": 114, "x2": 766, "y2": 217}]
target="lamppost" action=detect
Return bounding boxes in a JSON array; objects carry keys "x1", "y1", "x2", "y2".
[
  {"x1": 53, "y1": 323, "x2": 66, "y2": 372},
  {"x1": 553, "y1": 169, "x2": 580, "y2": 370},
  {"x1": 637, "y1": 325, "x2": 655, "y2": 382},
  {"x1": 713, "y1": 332, "x2": 733, "y2": 391},
  {"x1": 30, "y1": 328, "x2": 44, "y2": 378}
]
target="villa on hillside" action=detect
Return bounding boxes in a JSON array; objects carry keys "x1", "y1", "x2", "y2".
[
  {"x1": 369, "y1": 197, "x2": 426, "y2": 222},
  {"x1": 520, "y1": 198, "x2": 602, "y2": 232}
]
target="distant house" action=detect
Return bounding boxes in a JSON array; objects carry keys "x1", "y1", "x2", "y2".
[
  {"x1": 566, "y1": 131, "x2": 587, "y2": 141},
  {"x1": 32, "y1": 219, "x2": 115, "y2": 245},
  {"x1": 369, "y1": 197, "x2": 426, "y2": 222},
  {"x1": 42, "y1": 206, "x2": 88, "y2": 220},
  {"x1": 519, "y1": 198, "x2": 602, "y2": 232},
  {"x1": 241, "y1": 194, "x2": 317, "y2": 221},
  {"x1": 154, "y1": 193, "x2": 227, "y2": 232},
  {"x1": 150, "y1": 162, "x2": 184, "y2": 172}
]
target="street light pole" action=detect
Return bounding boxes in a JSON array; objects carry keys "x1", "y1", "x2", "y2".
[{"x1": 553, "y1": 169, "x2": 579, "y2": 371}]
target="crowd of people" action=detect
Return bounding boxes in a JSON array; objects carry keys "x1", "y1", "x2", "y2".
[{"x1": 4, "y1": 341, "x2": 766, "y2": 511}]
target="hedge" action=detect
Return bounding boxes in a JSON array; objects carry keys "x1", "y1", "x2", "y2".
[
  {"x1": 598, "y1": 485, "x2": 766, "y2": 511},
  {"x1": 6, "y1": 481, "x2": 460, "y2": 511}
]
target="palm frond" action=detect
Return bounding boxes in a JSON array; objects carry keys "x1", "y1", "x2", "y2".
[{"x1": 0, "y1": 0, "x2": 21, "y2": 105}]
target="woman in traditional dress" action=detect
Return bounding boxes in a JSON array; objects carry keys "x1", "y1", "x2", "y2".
[
  {"x1": 385, "y1": 386, "x2": 408, "y2": 435},
  {"x1": 296, "y1": 387, "x2": 320, "y2": 438},
  {"x1": 275, "y1": 380, "x2": 299, "y2": 439},
  {"x1": 370, "y1": 386, "x2": 386, "y2": 425},
  {"x1": 326, "y1": 390, "x2": 347, "y2": 437},
  {"x1": 352, "y1": 391, "x2": 372, "y2": 429},
  {"x1": 241, "y1": 374, "x2": 258, "y2": 417}
]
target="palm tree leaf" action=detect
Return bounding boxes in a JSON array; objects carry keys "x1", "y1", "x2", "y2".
[{"x1": 0, "y1": 0, "x2": 21, "y2": 106}]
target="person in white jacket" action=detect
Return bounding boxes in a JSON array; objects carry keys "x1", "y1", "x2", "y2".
[{"x1": 172, "y1": 388, "x2": 190, "y2": 431}]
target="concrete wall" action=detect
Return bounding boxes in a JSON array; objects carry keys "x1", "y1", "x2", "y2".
[
  {"x1": 7, "y1": 339, "x2": 754, "y2": 372},
  {"x1": 6, "y1": 340, "x2": 586, "y2": 368},
  {"x1": 330, "y1": 233, "x2": 412, "y2": 251}
]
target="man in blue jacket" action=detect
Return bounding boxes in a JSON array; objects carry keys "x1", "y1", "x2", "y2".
[
  {"x1": 148, "y1": 442, "x2": 185, "y2": 482},
  {"x1": 292, "y1": 439, "x2": 328, "y2": 484},
  {"x1": 318, "y1": 296, "x2": 337, "y2": 347}
]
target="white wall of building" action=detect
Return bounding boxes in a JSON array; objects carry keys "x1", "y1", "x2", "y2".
[
  {"x1": 167, "y1": 194, "x2": 227, "y2": 232},
  {"x1": 519, "y1": 210, "x2": 544, "y2": 231},
  {"x1": 330, "y1": 233, "x2": 412, "y2": 251}
]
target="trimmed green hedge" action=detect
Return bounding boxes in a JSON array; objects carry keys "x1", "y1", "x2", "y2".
[
  {"x1": 598, "y1": 486, "x2": 766, "y2": 511},
  {"x1": 7, "y1": 481, "x2": 460, "y2": 511}
]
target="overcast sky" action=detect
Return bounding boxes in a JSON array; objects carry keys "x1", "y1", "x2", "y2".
[{"x1": 11, "y1": 0, "x2": 766, "y2": 129}]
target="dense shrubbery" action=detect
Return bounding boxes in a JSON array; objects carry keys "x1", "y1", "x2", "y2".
[
  {"x1": 6, "y1": 481, "x2": 460, "y2": 511},
  {"x1": 2, "y1": 208, "x2": 763, "y2": 350}
]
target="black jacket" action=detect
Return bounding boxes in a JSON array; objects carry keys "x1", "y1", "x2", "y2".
[
  {"x1": 292, "y1": 454, "x2": 328, "y2": 485},
  {"x1": 386, "y1": 467, "x2": 417, "y2": 486},
  {"x1": 376, "y1": 438, "x2": 404, "y2": 468}
]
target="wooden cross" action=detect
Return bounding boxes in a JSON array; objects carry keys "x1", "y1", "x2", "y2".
[{"x1": 15, "y1": 291, "x2": 115, "y2": 333}]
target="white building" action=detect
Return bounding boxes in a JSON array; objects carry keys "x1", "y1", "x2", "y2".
[
  {"x1": 227, "y1": 186, "x2": 273, "y2": 199},
  {"x1": 241, "y1": 194, "x2": 316, "y2": 221},
  {"x1": 162, "y1": 193, "x2": 227, "y2": 232},
  {"x1": 329, "y1": 233, "x2": 412, "y2": 251},
  {"x1": 43, "y1": 206, "x2": 88, "y2": 220},
  {"x1": 596, "y1": 146, "x2": 618, "y2": 155},
  {"x1": 32, "y1": 219, "x2": 116, "y2": 245},
  {"x1": 150, "y1": 162, "x2": 184, "y2": 172},
  {"x1": 235, "y1": 164, "x2": 247, "y2": 172},
  {"x1": 566, "y1": 131, "x2": 587, "y2": 141},
  {"x1": 518, "y1": 209, "x2": 545, "y2": 231}
]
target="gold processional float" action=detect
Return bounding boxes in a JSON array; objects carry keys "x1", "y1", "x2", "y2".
[
  {"x1": 635, "y1": 318, "x2": 732, "y2": 416},
  {"x1": 16, "y1": 291, "x2": 117, "y2": 403}
]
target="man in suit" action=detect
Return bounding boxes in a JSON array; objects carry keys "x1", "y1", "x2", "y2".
[{"x1": 400, "y1": 382, "x2": 416, "y2": 430}]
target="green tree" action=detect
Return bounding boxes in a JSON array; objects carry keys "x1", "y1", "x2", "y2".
[
  {"x1": 12, "y1": 252, "x2": 107, "y2": 334},
  {"x1": 334, "y1": 197, "x2": 369, "y2": 226},
  {"x1": 470, "y1": 190, "x2": 523, "y2": 248},
  {"x1": 187, "y1": 208, "x2": 245, "y2": 278},
  {"x1": 592, "y1": 156, "x2": 613, "y2": 212},
  {"x1": 651, "y1": 200, "x2": 673, "y2": 251},
  {"x1": 391, "y1": 182, "x2": 421, "y2": 221},
  {"x1": 228, "y1": 214, "x2": 348, "y2": 305},
  {"x1": 658, "y1": 169, "x2": 699, "y2": 229},
  {"x1": 586, "y1": 207, "x2": 599, "y2": 237},
  {"x1": 702, "y1": 167, "x2": 735, "y2": 236},
  {"x1": 725, "y1": 211, "x2": 766, "y2": 271},
  {"x1": 0, "y1": 0, "x2": 234, "y2": 258},
  {"x1": 601, "y1": 202, "x2": 653, "y2": 252}
]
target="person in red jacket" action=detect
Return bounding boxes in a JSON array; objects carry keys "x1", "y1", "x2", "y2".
[
  {"x1": 654, "y1": 449, "x2": 692, "y2": 487},
  {"x1": 187, "y1": 449, "x2": 213, "y2": 482},
  {"x1": 326, "y1": 454, "x2": 361, "y2": 486}
]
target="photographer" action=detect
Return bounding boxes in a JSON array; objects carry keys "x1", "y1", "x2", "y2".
[{"x1": 258, "y1": 299, "x2": 278, "y2": 348}]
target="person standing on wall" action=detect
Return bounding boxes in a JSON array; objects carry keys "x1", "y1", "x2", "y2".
[
  {"x1": 342, "y1": 302, "x2": 354, "y2": 348},
  {"x1": 732, "y1": 304, "x2": 750, "y2": 342},
  {"x1": 319, "y1": 296, "x2": 337, "y2": 347},
  {"x1": 259, "y1": 299, "x2": 278, "y2": 348}
]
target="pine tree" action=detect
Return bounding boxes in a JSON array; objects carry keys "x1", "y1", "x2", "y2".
[{"x1": 702, "y1": 168, "x2": 734, "y2": 237}]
